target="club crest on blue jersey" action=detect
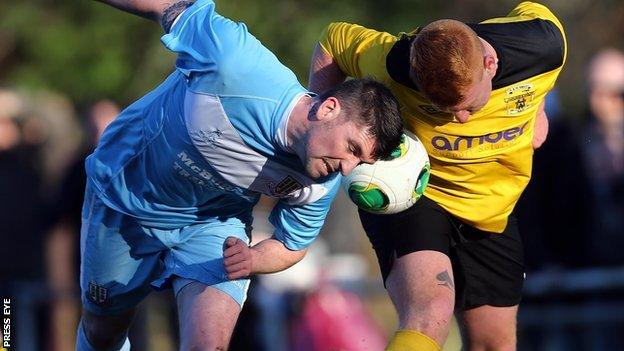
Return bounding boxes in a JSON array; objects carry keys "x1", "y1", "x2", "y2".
[
  {"x1": 268, "y1": 175, "x2": 303, "y2": 197},
  {"x1": 88, "y1": 282, "x2": 108, "y2": 305}
]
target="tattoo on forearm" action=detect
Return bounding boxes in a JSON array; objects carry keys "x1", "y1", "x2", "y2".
[
  {"x1": 161, "y1": 0, "x2": 196, "y2": 33},
  {"x1": 436, "y1": 270, "x2": 455, "y2": 291}
]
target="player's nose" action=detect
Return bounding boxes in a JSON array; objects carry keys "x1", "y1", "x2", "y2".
[
  {"x1": 340, "y1": 157, "x2": 359, "y2": 176},
  {"x1": 455, "y1": 110, "x2": 471, "y2": 123}
]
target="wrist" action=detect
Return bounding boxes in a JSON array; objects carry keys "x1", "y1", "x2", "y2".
[{"x1": 249, "y1": 246, "x2": 261, "y2": 275}]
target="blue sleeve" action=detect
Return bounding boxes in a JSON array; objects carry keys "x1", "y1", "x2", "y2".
[
  {"x1": 268, "y1": 176, "x2": 341, "y2": 251},
  {"x1": 160, "y1": 0, "x2": 251, "y2": 76}
]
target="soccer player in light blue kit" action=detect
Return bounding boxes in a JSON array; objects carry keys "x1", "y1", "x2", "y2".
[{"x1": 78, "y1": 0, "x2": 404, "y2": 350}]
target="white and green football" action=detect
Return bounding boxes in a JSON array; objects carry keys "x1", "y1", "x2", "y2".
[{"x1": 342, "y1": 131, "x2": 430, "y2": 214}]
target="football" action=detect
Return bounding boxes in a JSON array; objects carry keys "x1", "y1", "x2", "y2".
[{"x1": 342, "y1": 131, "x2": 430, "y2": 214}]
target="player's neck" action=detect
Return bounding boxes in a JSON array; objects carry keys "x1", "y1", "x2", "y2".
[{"x1": 285, "y1": 94, "x2": 314, "y2": 156}]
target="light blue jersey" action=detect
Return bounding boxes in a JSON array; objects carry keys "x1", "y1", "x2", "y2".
[
  {"x1": 80, "y1": 0, "x2": 340, "y2": 315},
  {"x1": 86, "y1": 0, "x2": 340, "y2": 250}
]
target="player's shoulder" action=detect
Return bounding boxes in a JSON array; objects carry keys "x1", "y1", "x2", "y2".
[
  {"x1": 508, "y1": 2, "x2": 561, "y2": 24},
  {"x1": 164, "y1": 0, "x2": 257, "y2": 60},
  {"x1": 472, "y1": 3, "x2": 566, "y2": 88},
  {"x1": 481, "y1": 1, "x2": 564, "y2": 33}
]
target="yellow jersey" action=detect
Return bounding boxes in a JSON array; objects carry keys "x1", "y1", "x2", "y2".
[{"x1": 319, "y1": 2, "x2": 566, "y2": 232}]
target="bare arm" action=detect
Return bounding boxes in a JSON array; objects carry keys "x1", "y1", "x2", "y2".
[
  {"x1": 223, "y1": 237, "x2": 307, "y2": 279},
  {"x1": 94, "y1": 0, "x2": 194, "y2": 31},
  {"x1": 532, "y1": 100, "x2": 549, "y2": 149},
  {"x1": 250, "y1": 238, "x2": 307, "y2": 274},
  {"x1": 94, "y1": 0, "x2": 167, "y2": 21},
  {"x1": 308, "y1": 43, "x2": 347, "y2": 94}
]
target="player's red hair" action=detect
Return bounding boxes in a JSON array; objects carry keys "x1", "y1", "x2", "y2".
[{"x1": 410, "y1": 19, "x2": 484, "y2": 108}]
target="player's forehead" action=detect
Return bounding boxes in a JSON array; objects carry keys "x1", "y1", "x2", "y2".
[
  {"x1": 351, "y1": 126, "x2": 377, "y2": 162},
  {"x1": 449, "y1": 72, "x2": 489, "y2": 110}
]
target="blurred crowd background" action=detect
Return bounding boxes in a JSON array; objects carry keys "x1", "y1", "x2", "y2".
[{"x1": 1, "y1": 0, "x2": 623, "y2": 350}]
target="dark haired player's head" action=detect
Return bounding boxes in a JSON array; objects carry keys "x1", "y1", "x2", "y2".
[{"x1": 317, "y1": 78, "x2": 404, "y2": 159}]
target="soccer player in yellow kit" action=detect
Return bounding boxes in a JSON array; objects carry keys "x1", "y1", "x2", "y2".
[{"x1": 309, "y1": 2, "x2": 566, "y2": 350}]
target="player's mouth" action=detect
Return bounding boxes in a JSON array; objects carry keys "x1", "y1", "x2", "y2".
[{"x1": 322, "y1": 159, "x2": 333, "y2": 175}]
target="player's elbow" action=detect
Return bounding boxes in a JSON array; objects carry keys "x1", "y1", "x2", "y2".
[
  {"x1": 284, "y1": 247, "x2": 308, "y2": 269},
  {"x1": 532, "y1": 119, "x2": 549, "y2": 149},
  {"x1": 308, "y1": 44, "x2": 346, "y2": 94},
  {"x1": 532, "y1": 133, "x2": 547, "y2": 149},
  {"x1": 532, "y1": 108, "x2": 549, "y2": 149}
]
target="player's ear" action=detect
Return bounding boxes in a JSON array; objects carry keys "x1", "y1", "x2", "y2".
[
  {"x1": 484, "y1": 55, "x2": 498, "y2": 78},
  {"x1": 317, "y1": 97, "x2": 341, "y2": 121}
]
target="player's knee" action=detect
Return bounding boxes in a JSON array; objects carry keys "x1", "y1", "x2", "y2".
[
  {"x1": 83, "y1": 323, "x2": 126, "y2": 349},
  {"x1": 464, "y1": 325, "x2": 516, "y2": 351},
  {"x1": 467, "y1": 339, "x2": 516, "y2": 351},
  {"x1": 403, "y1": 295, "x2": 454, "y2": 324},
  {"x1": 461, "y1": 307, "x2": 518, "y2": 351},
  {"x1": 398, "y1": 296, "x2": 454, "y2": 341},
  {"x1": 467, "y1": 332, "x2": 516, "y2": 351},
  {"x1": 181, "y1": 340, "x2": 229, "y2": 351},
  {"x1": 82, "y1": 311, "x2": 133, "y2": 349}
]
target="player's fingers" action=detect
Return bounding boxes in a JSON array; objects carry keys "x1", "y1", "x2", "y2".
[
  {"x1": 224, "y1": 261, "x2": 248, "y2": 273},
  {"x1": 224, "y1": 236, "x2": 240, "y2": 248},
  {"x1": 223, "y1": 252, "x2": 249, "y2": 266},
  {"x1": 223, "y1": 245, "x2": 240, "y2": 258},
  {"x1": 223, "y1": 240, "x2": 245, "y2": 257},
  {"x1": 226, "y1": 263, "x2": 251, "y2": 279},
  {"x1": 228, "y1": 271, "x2": 249, "y2": 280}
]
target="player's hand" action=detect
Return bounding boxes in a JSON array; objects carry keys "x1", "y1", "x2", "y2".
[{"x1": 223, "y1": 237, "x2": 252, "y2": 280}]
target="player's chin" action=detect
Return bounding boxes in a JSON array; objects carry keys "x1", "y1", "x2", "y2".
[{"x1": 306, "y1": 161, "x2": 327, "y2": 179}]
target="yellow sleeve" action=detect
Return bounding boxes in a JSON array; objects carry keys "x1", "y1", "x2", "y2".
[
  {"x1": 507, "y1": 2, "x2": 564, "y2": 32},
  {"x1": 513, "y1": 1, "x2": 567, "y2": 65},
  {"x1": 318, "y1": 22, "x2": 389, "y2": 79}
]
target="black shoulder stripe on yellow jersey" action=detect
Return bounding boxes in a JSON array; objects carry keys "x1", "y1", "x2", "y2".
[
  {"x1": 468, "y1": 19, "x2": 565, "y2": 89},
  {"x1": 385, "y1": 34, "x2": 419, "y2": 91}
]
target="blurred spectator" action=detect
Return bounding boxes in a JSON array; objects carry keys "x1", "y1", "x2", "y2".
[
  {"x1": 46, "y1": 100, "x2": 119, "y2": 351},
  {"x1": 580, "y1": 48, "x2": 624, "y2": 267},
  {"x1": 516, "y1": 90, "x2": 591, "y2": 271},
  {"x1": 288, "y1": 252, "x2": 387, "y2": 351},
  {"x1": 515, "y1": 89, "x2": 592, "y2": 351},
  {"x1": 0, "y1": 89, "x2": 48, "y2": 281},
  {"x1": 0, "y1": 88, "x2": 59, "y2": 351},
  {"x1": 517, "y1": 49, "x2": 624, "y2": 351}
]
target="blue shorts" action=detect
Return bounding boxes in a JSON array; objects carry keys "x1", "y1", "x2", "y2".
[{"x1": 80, "y1": 185, "x2": 251, "y2": 315}]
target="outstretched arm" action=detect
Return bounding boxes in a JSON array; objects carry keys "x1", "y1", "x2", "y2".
[
  {"x1": 308, "y1": 43, "x2": 347, "y2": 94},
  {"x1": 94, "y1": 0, "x2": 194, "y2": 31},
  {"x1": 94, "y1": 0, "x2": 168, "y2": 22},
  {"x1": 223, "y1": 237, "x2": 307, "y2": 279}
]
